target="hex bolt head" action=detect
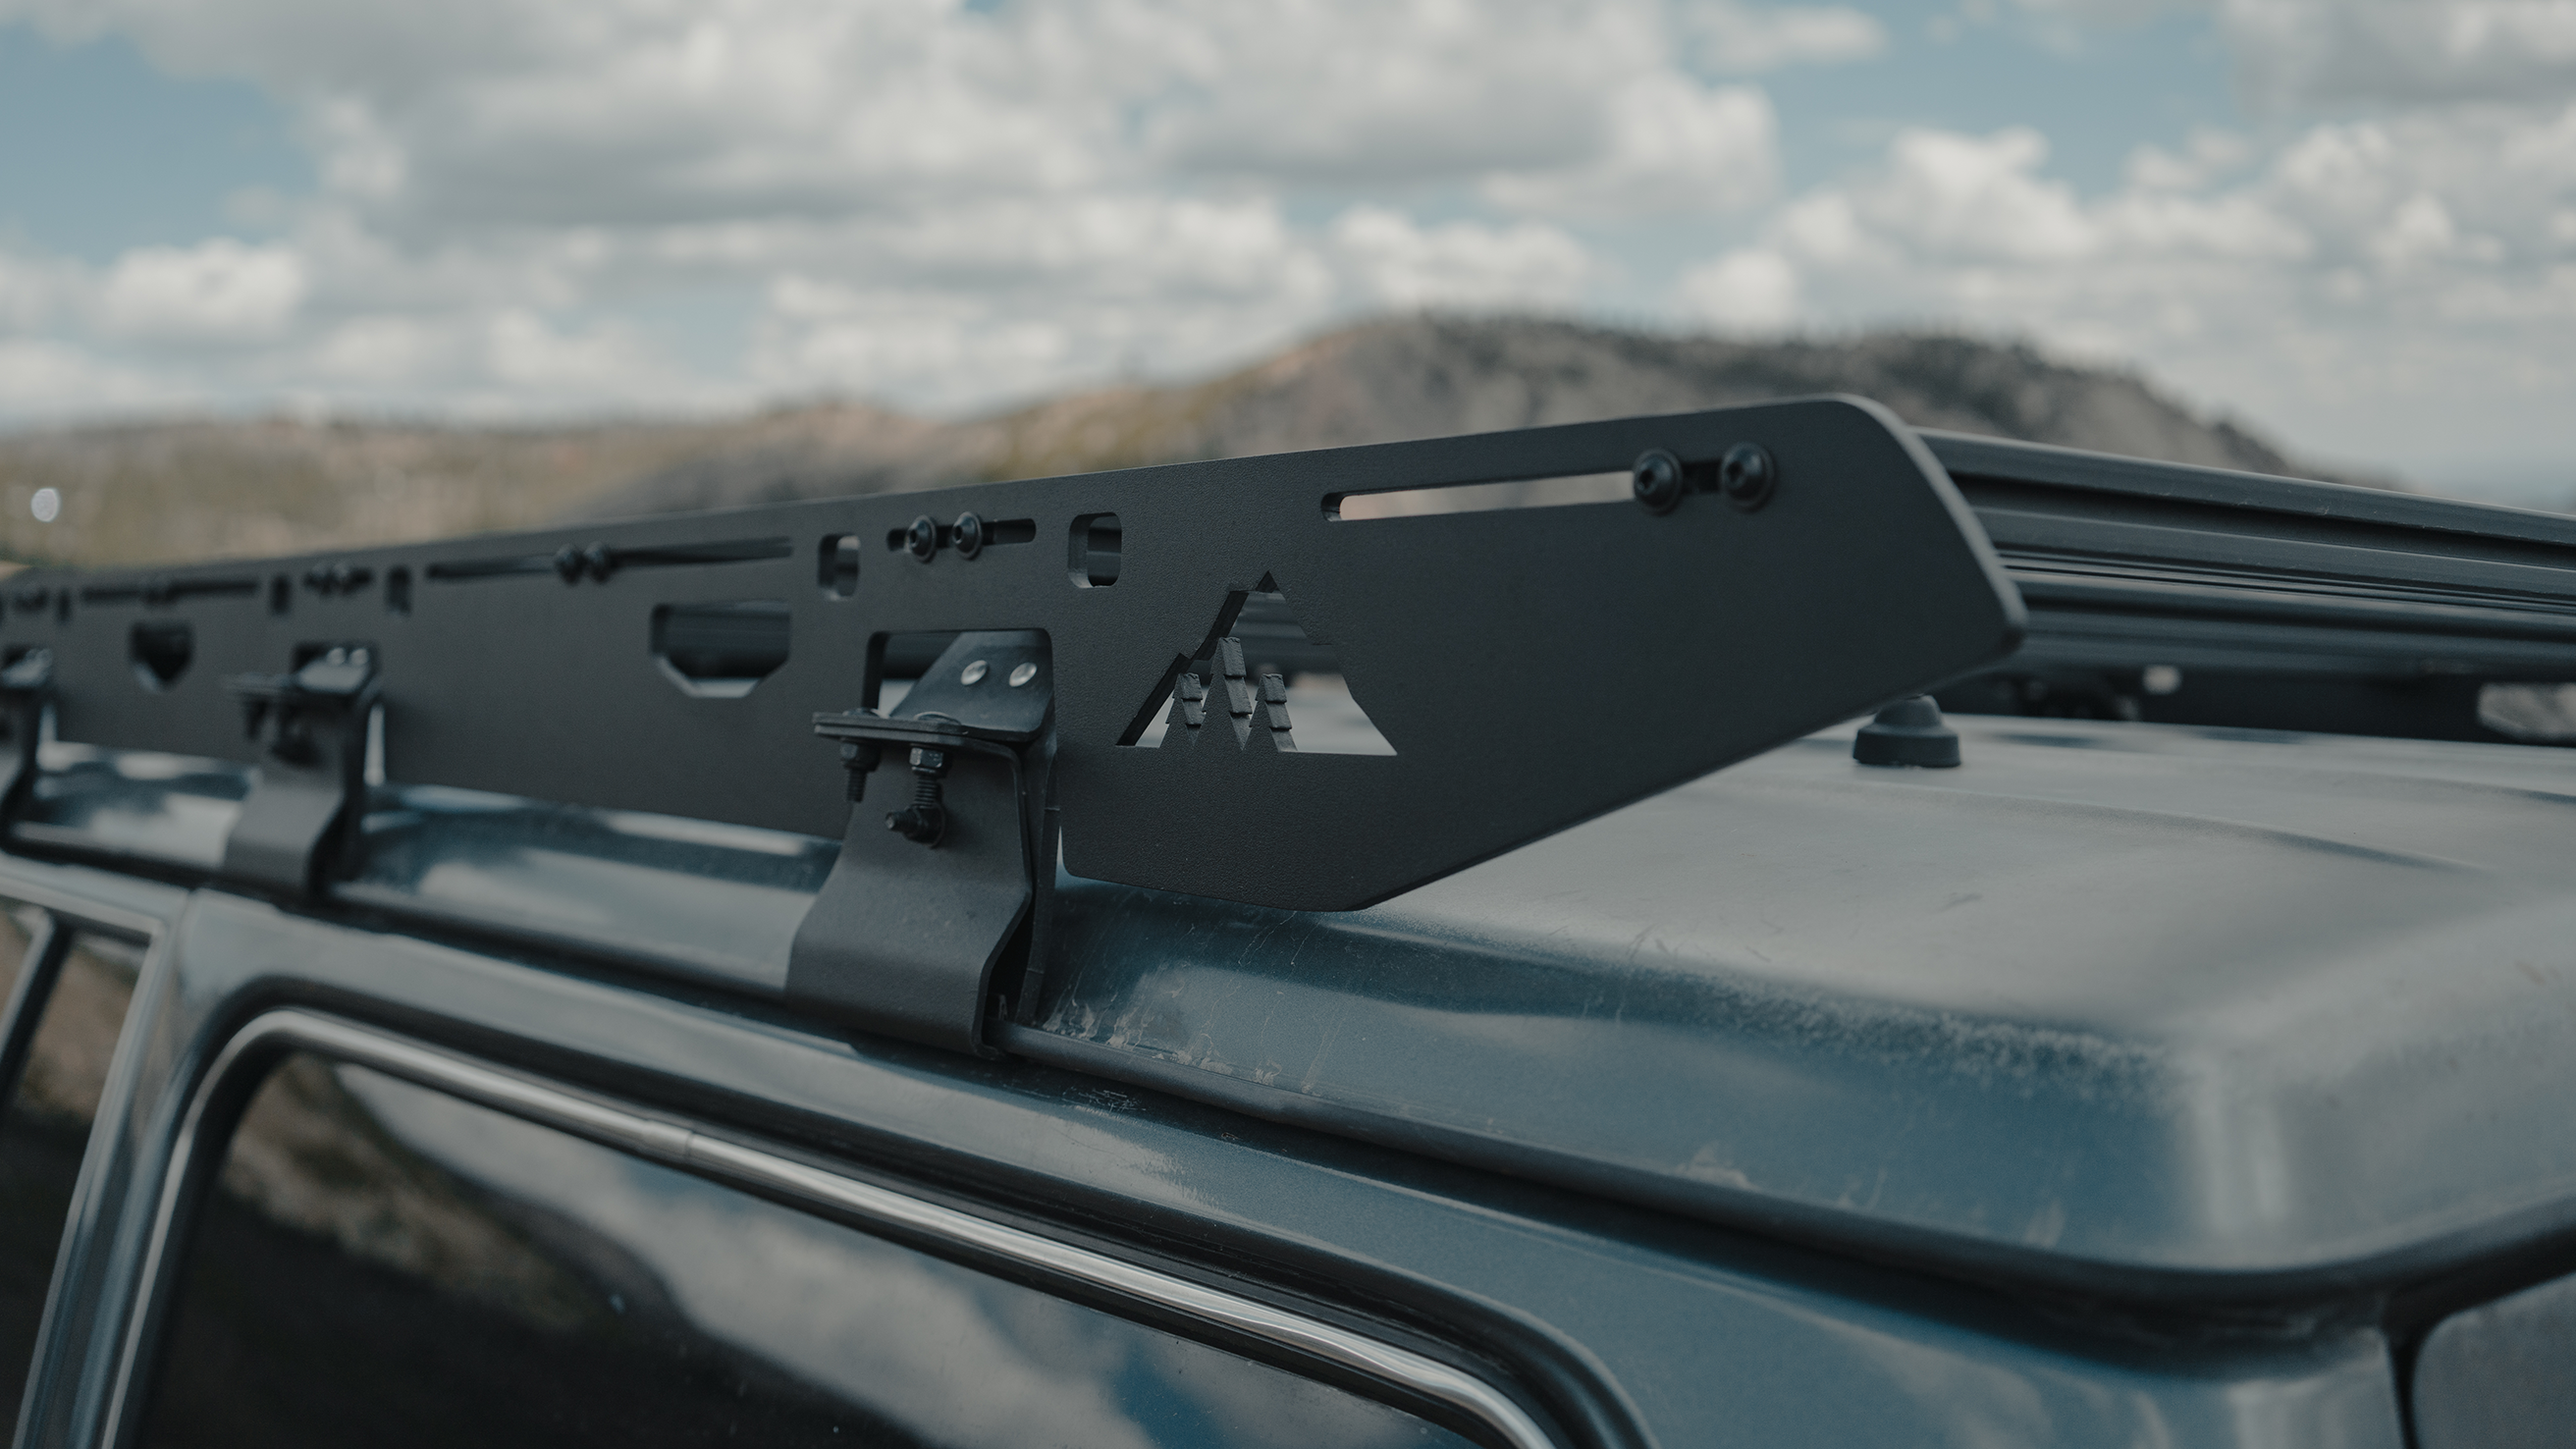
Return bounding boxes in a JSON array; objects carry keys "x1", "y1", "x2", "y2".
[
  {"x1": 1632, "y1": 449, "x2": 1686, "y2": 514},
  {"x1": 1718, "y1": 443, "x2": 1776, "y2": 511},
  {"x1": 906, "y1": 515, "x2": 940, "y2": 562},
  {"x1": 952, "y1": 511, "x2": 986, "y2": 560}
]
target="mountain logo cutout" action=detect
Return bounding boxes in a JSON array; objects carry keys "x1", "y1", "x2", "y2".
[{"x1": 1121, "y1": 581, "x2": 1395, "y2": 755}]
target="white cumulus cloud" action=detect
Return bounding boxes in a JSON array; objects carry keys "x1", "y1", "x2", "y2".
[
  {"x1": 1482, "y1": 73, "x2": 1778, "y2": 217},
  {"x1": 1328, "y1": 206, "x2": 1591, "y2": 309},
  {"x1": 1679, "y1": 247, "x2": 1800, "y2": 329},
  {"x1": 2222, "y1": 0, "x2": 2576, "y2": 108},
  {"x1": 95, "y1": 240, "x2": 307, "y2": 342},
  {"x1": 1687, "y1": 2, "x2": 1886, "y2": 72}
]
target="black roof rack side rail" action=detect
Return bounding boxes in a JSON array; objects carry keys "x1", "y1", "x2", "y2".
[
  {"x1": 0, "y1": 397, "x2": 2024, "y2": 1050},
  {"x1": 1928, "y1": 432, "x2": 2576, "y2": 736}
]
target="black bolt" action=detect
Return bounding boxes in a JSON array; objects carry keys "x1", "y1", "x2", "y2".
[
  {"x1": 905, "y1": 515, "x2": 939, "y2": 562},
  {"x1": 553, "y1": 545, "x2": 585, "y2": 583},
  {"x1": 886, "y1": 745, "x2": 949, "y2": 844},
  {"x1": 837, "y1": 738, "x2": 883, "y2": 802},
  {"x1": 1718, "y1": 443, "x2": 1776, "y2": 511},
  {"x1": 952, "y1": 511, "x2": 986, "y2": 560},
  {"x1": 583, "y1": 543, "x2": 617, "y2": 581},
  {"x1": 329, "y1": 563, "x2": 358, "y2": 593},
  {"x1": 1632, "y1": 450, "x2": 1685, "y2": 514}
]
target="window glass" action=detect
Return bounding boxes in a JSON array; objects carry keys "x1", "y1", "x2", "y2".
[
  {"x1": 140, "y1": 1053, "x2": 1480, "y2": 1449},
  {"x1": 0, "y1": 910, "x2": 142, "y2": 1422}
]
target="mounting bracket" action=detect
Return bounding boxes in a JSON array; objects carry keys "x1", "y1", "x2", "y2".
[
  {"x1": 0, "y1": 648, "x2": 51, "y2": 822},
  {"x1": 219, "y1": 645, "x2": 380, "y2": 896},
  {"x1": 788, "y1": 630, "x2": 1055, "y2": 1054}
]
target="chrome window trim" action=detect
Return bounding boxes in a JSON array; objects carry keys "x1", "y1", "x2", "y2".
[{"x1": 100, "y1": 1007, "x2": 1559, "y2": 1449}]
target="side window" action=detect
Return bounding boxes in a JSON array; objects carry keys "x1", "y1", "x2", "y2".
[
  {"x1": 0, "y1": 905, "x2": 143, "y2": 1423},
  {"x1": 138, "y1": 1053, "x2": 1482, "y2": 1448}
]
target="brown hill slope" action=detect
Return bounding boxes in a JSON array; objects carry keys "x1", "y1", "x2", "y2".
[
  {"x1": 0, "y1": 315, "x2": 2350, "y2": 568},
  {"x1": 581, "y1": 316, "x2": 2337, "y2": 519}
]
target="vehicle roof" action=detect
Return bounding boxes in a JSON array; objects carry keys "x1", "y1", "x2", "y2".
[
  {"x1": 1023, "y1": 707, "x2": 2576, "y2": 1299},
  {"x1": 26, "y1": 688, "x2": 2576, "y2": 1300}
]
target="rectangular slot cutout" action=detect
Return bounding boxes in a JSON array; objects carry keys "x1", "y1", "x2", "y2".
[
  {"x1": 1326, "y1": 471, "x2": 1630, "y2": 521},
  {"x1": 818, "y1": 534, "x2": 861, "y2": 599},
  {"x1": 652, "y1": 601, "x2": 789, "y2": 699},
  {"x1": 1068, "y1": 513, "x2": 1120, "y2": 587}
]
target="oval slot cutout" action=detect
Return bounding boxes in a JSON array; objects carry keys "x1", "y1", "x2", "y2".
[
  {"x1": 1327, "y1": 471, "x2": 1630, "y2": 520},
  {"x1": 131, "y1": 619, "x2": 193, "y2": 691},
  {"x1": 652, "y1": 600, "x2": 789, "y2": 699}
]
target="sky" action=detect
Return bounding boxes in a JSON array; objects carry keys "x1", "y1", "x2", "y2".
[{"x1": 0, "y1": 0, "x2": 2572, "y2": 500}]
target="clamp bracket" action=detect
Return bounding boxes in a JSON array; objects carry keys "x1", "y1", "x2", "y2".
[
  {"x1": 219, "y1": 645, "x2": 380, "y2": 896},
  {"x1": 0, "y1": 649, "x2": 51, "y2": 825},
  {"x1": 787, "y1": 630, "x2": 1055, "y2": 1054}
]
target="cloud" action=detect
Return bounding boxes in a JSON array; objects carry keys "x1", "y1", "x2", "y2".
[
  {"x1": 0, "y1": 246, "x2": 79, "y2": 331},
  {"x1": 1145, "y1": 0, "x2": 1659, "y2": 183},
  {"x1": 1855, "y1": 128, "x2": 2097, "y2": 261},
  {"x1": 1327, "y1": 206, "x2": 1591, "y2": 309},
  {"x1": 0, "y1": 338, "x2": 179, "y2": 413},
  {"x1": 1679, "y1": 247, "x2": 1800, "y2": 329},
  {"x1": 1482, "y1": 73, "x2": 1778, "y2": 217},
  {"x1": 96, "y1": 239, "x2": 307, "y2": 342},
  {"x1": 0, "y1": 0, "x2": 2570, "y2": 491},
  {"x1": 2221, "y1": 0, "x2": 2576, "y2": 109},
  {"x1": 1702, "y1": 98, "x2": 2576, "y2": 479},
  {"x1": 1687, "y1": 2, "x2": 1887, "y2": 72},
  {"x1": 0, "y1": 0, "x2": 1767, "y2": 419}
]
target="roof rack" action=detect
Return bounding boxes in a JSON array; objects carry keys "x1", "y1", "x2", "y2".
[
  {"x1": 1926, "y1": 431, "x2": 2576, "y2": 738},
  {"x1": 4, "y1": 398, "x2": 2570, "y2": 1052}
]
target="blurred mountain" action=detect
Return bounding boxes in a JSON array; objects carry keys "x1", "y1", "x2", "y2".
[
  {"x1": 0, "y1": 316, "x2": 2364, "y2": 568},
  {"x1": 583, "y1": 315, "x2": 2350, "y2": 519}
]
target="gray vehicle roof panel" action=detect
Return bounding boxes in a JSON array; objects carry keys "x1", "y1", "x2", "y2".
[{"x1": 1030, "y1": 711, "x2": 2576, "y2": 1292}]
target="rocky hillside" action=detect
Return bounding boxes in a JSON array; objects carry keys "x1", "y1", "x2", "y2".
[
  {"x1": 583, "y1": 315, "x2": 2337, "y2": 518},
  {"x1": 0, "y1": 315, "x2": 2355, "y2": 568}
]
